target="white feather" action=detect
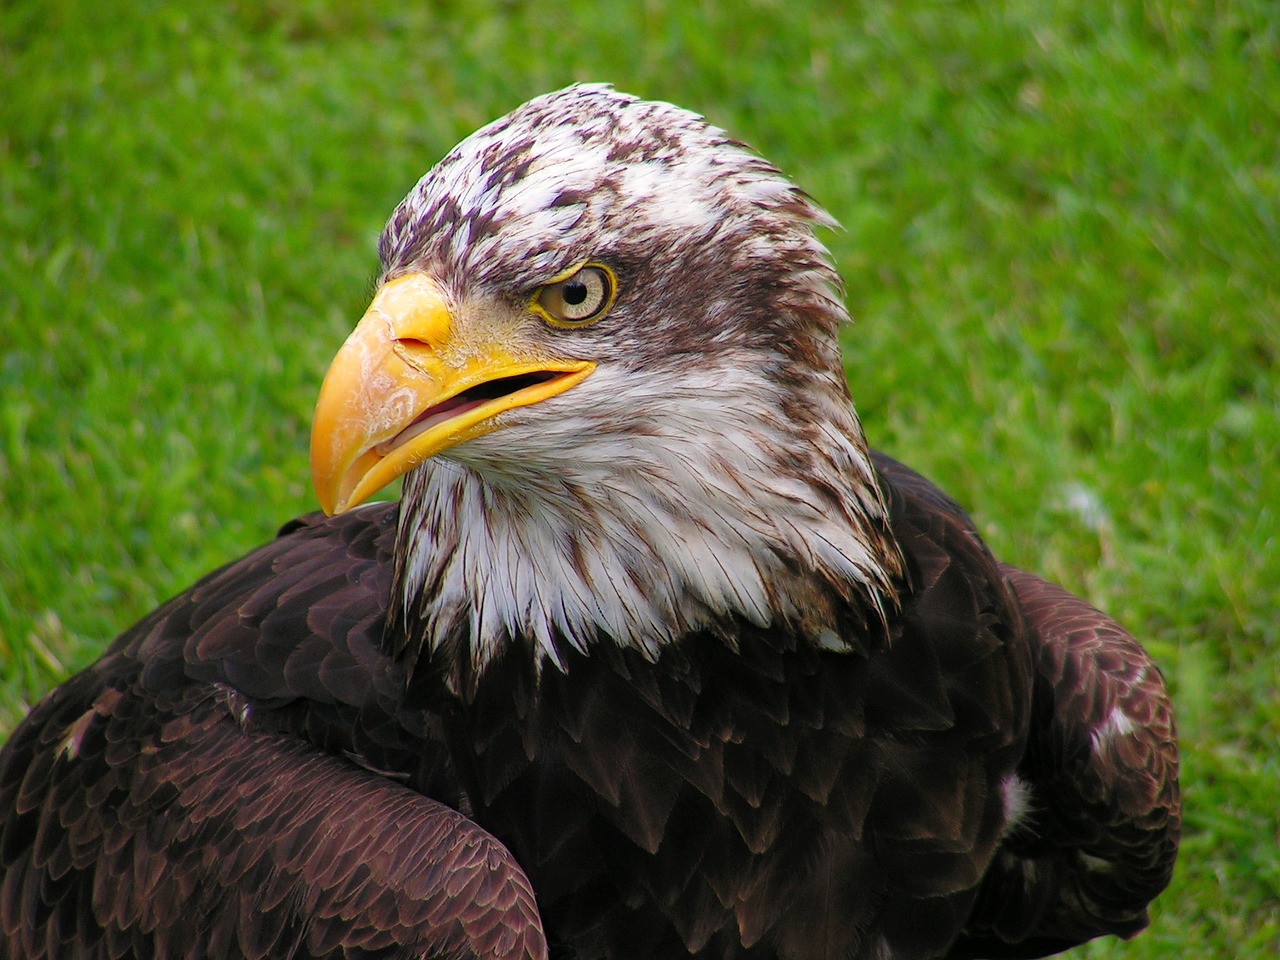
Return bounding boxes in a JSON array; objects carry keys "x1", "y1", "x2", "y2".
[{"x1": 399, "y1": 357, "x2": 895, "y2": 675}]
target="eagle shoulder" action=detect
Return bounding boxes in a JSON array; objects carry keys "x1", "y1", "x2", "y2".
[{"x1": 0, "y1": 505, "x2": 544, "y2": 960}]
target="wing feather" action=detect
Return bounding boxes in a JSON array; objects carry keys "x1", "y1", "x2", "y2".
[
  {"x1": 948, "y1": 569, "x2": 1180, "y2": 959},
  {"x1": 0, "y1": 506, "x2": 546, "y2": 960}
]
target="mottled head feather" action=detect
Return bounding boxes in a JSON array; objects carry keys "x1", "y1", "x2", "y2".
[{"x1": 381, "y1": 85, "x2": 846, "y2": 366}]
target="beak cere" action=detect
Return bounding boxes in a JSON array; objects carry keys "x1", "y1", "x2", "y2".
[{"x1": 310, "y1": 273, "x2": 595, "y2": 515}]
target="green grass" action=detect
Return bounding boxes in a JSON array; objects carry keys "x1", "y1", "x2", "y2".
[{"x1": 2, "y1": 0, "x2": 1276, "y2": 955}]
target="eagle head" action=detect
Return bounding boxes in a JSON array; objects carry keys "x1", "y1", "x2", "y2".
[{"x1": 310, "y1": 85, "x2": 901, "y2": 680}]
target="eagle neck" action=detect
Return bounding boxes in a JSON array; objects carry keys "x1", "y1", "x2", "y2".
[{"x1": 388, "y1": 362, "x2": 902, "y2": 699}]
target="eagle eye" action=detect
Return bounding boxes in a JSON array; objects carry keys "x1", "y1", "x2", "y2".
[{"x1": 535, "y1": 264, "x2": 616, "y2": 326}]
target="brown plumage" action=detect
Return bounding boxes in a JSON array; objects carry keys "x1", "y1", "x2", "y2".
[
  {"x1": 0, "y1": 86, "x2": 1178, "y2": 960},
  {"x1": 1, "y1": 508, "x2": 542, "y2": 960}
]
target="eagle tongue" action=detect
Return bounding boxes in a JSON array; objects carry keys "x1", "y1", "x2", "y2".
[{"x1": 375, "y1": 396, "x2": 484, "y2": 456}]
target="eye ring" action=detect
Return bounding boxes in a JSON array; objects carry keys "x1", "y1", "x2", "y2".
[{"x1": 533, "y1": 263, "x2": 616, "y2": 327}]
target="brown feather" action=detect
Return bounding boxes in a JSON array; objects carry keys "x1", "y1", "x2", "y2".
[
  {"x1": 0, "y1": 460, "x2": 1179, "y2": 959},
  {"x1": 948, "y1": 567, "x2": 1181, "y2": 959},
  {"x1": 0, "y1": 458, "x2": 1181, "y2": 960},
  {"x1": 0, "y1": 507, "x2": 545, "y2": 960}
]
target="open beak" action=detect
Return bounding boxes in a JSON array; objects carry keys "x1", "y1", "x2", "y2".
[{"x1": 310, "y1": 273, "x2": 594, "y2": 515}]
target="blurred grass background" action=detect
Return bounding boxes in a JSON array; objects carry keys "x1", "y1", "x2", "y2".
[{"x1": 1, "y1": 0, "x2": 1276, "y2": 955}]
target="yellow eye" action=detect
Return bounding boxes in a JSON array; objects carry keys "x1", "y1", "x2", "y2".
[{"x1": 535, "y1": 264, "x2": 615, "y2": 326}]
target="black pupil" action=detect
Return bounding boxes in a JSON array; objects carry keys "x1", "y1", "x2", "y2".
[{"x1": 562, "y1": 279, "x2": 589, "y2": 306}]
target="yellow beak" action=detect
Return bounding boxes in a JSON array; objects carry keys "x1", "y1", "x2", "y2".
[{"x1": 310, "y1": 273, "x2": 594, "y2": 515}]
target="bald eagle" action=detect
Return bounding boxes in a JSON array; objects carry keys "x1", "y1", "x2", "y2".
[{"x1": 0, "y1": 85, "x2": 1177, "y2": 960}]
